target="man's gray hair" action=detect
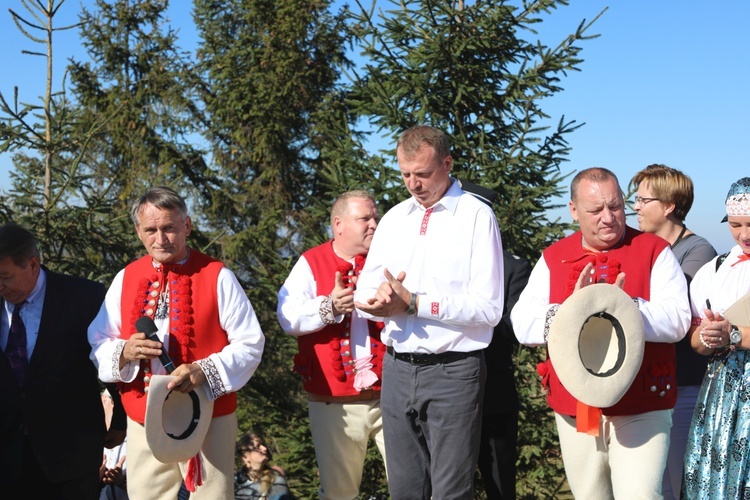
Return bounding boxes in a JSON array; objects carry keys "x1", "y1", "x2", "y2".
[{"x1": 130, "y1": 186, "x2": 189, "y2": 226}]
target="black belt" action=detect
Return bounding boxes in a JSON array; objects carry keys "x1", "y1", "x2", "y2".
[{"x1": 387, "y1": 346, "x2": 477, "y2": 366}]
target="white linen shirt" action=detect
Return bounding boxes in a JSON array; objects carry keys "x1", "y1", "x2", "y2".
[
  {"x1": 511, "y1": 246, "x2": 690, "y2": 346},
  {"x1": 354, "y1": 180, "x2": 504, "y2": 354},
  {"x1": 689, "y1": 245, "x2": 750, "y2": 318},
  {"x1": 277, "y1": 254, "x2": 373, "y2": 360},
  {"x1": 88, "y1": 265, "x2": 264, "y2": 400}
]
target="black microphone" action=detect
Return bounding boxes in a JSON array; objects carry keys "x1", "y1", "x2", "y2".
[{"x1": 135, "y1": 316, "x2": 176, "y2": 374}]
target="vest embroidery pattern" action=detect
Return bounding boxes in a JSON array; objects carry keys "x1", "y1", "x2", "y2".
[{"x1": 128, "y1": 266, "x2": 195, "y2": 397}]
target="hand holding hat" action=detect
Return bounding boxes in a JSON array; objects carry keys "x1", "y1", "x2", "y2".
[{"x1": 548, "y1": 283, "x2": 645, "y2": 408}]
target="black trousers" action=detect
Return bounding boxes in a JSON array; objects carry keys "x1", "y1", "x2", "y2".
[
  {"x1": 477, "y1": 411, "x2": 519, "y2": 500},
  {"x1": 7, "y1": 435, "x2": 100, "y2": 500}
]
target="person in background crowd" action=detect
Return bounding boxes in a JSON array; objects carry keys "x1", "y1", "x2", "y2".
[
  {"x1": 99, "y1": 389, "x2": 128, "y2": 500},
  {"x1": 277, "y1": 190, "x2": 385, "y2": 500},
  {"x1": 629, "y1": 164, "x2": 716, "y2": 499},
  {"x1": 355, "y1": 125, "x2": 504, "y2": 499},
  {"x1": 683, "y1": 177, "x2": 750, "y2": 498},
  {"x1": 511, "y1": 167, "x2": 690, "y2": 498},
  {"x1": 88, "y1": 186, "x2": 265, "y2": 499},
  {"x1": 234, "y1": 432, "x2": 294, "y2": 500},
  {"x1": 0, "y1": 223, "x2": 123, "y2": 500}
]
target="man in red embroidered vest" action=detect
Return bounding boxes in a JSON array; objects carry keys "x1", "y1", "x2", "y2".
[
  {"x1": 277, "y1": 190, "x2": 385, "y2": 499},
  {"x1": 88, "y1": 187, "x2": 265, "y2": 500},
  {"x1": 511, "y1": 168, "x2": 691, "y2": 499},
  {"x1": 355, "y1": 125, "x2": 504, "y2": 499}
]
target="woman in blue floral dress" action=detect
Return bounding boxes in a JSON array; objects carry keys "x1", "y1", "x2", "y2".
[{"x1": 682, "y1": 177, "x2": 750, "y2": 499}]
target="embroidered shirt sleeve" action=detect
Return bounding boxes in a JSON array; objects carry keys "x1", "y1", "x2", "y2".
[
  {"x1": 111, "y1": 339, "x2": 137, "y2": 382},
  {"x1": 543, "y1": 304, "x2": 560, "y2": 343},
  {"x1": 319, "y1": 294, "x2": 337, "y2": 325},
  {"x1": 196, "y1": 358, "x2": 227, "y2": 399}
]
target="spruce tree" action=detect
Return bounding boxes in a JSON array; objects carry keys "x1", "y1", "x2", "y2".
[{"x1": 0, "y1": 0, "x2": 134, "y2": 281}]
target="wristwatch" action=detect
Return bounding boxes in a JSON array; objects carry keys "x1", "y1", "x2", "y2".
[
  {"x1": 730, "y1": 324, "x2": 742, "y2": 345},
  {"x1": 405, "y1": 293, "x2": 418, "y2": 316}
]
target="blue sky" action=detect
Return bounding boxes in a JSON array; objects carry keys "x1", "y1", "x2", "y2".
[{"x1": 1, "y1": 1, "x2": 747, "y2": 253}]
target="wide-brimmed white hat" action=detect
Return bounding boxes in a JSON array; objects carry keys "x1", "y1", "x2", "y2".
[
  {"x1": 548, "y1": 283, "x2": 645, "y2": 408},
  {"x1": 145, "y1": 375, "x2": 214, "y2": 463}
]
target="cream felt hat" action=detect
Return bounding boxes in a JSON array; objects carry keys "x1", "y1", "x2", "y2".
[
  {"x1": 548, "y1": 283, "x2": 645, "y2": 408},
  {"x1": 145, "y1": 375, "x2": 214, "y2": 463}
]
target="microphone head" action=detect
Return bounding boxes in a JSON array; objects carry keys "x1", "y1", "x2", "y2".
[{"x1": 135, "y1": 316, "x2": 159, "y2": 335}]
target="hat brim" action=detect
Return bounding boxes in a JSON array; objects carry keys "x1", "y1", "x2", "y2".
[
  {"x1": 548, "y1": 284, "x2": 645, "y2": 408},
  {"x1": 145, "y1": 375, "x2": 214, "y2": 463}
]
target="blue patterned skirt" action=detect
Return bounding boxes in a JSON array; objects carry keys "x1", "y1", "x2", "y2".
[{"x1": 682, "y1": 348, "x2": 750, "y2": 499}]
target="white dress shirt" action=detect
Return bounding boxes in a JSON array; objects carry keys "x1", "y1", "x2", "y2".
[
  {"x1": 1, "y1": 268, "x2": 46, "y2": 358},
  {"x1": 88, "y1": 265, "x2": 264, "y2": 400},
  {"x1": 511, "y1": 245, "x2": 690, "y2": 346},
  {"x1": 355, "y1": 179, "x2": 504, "y2": 354},
  {"x1": 277, "y1": 254, "x2": 372, "y2": 360}
]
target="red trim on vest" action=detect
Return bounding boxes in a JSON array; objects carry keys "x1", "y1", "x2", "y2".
[
  {"x1": 293, "y1": 241, "x2": 386, "y2": 397},
  {"x1": 542, "y1": 227, "x2": 676, "y2": 417},
  {"x1": 118, "y1": 251, "x2": 235, "y2": 424}
]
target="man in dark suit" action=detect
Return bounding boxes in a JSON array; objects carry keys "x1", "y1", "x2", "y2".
[
  {"x1": 0, "y1": 223, "x2": 120, "y2": 499},
  {"x1": 478, "y1": 250, "x2": 531, "y2": 499},
  {"x1": 457, "y1": 179, "x2": 532, "y2": 499}
]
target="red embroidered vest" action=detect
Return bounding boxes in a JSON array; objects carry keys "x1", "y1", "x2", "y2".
[
  {"x1": 541, "y1": 227, "x2": 677, "y2": 416},
  {"x1": 293, "y1": 241, "x2": 386, "y2": 397},
  {"x1": 118, "y1": 251, "x2": 236, "y2": 423}
]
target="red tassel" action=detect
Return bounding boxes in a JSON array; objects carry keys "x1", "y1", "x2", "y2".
[
  {"x1": 185, "y1": 453, "x2": 203, "y2": 492},
  {"x1": 576, "y1": 400, "x2": 602, "y2": 437}
]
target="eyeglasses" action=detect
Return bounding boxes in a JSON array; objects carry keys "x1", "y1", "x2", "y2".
[{"x1": 633, "y1": 196, "x2": 660, "y2": 206}]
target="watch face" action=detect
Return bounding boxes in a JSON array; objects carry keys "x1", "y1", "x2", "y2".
[{"x1": 731, "y1": 329, "x2": 742, "y2": 344}]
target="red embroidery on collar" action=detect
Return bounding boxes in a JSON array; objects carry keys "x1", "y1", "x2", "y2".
[{"x1": 419, "y1": 208, "x2": 434, "y2": 235}]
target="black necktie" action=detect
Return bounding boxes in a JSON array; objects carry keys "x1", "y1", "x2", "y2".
[{"x1": 5, "y1": 302, "x2": 28, "y2": 386}]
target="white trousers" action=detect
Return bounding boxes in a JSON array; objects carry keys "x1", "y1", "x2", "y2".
[
  {"x1": 555, "y1": 409, "x2": 672, "y2": 500},
  {"x1": 308, "y1": 399, "x2": 386, "y2": 500},
  {"x1": 126, "y1": 414, "x2": 237, "y2": 500}
]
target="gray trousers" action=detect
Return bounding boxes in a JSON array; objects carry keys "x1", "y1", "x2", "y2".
[{"x1": 381, "y1": 350, "x2": 485, "y2": 499}]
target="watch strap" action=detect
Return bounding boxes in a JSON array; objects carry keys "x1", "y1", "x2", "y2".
[{"x1": 406, "y1": 293, "x2": 417, "y2": 315}]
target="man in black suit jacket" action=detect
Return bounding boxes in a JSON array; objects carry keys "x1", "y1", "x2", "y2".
[
  {"x1": 478, "y1": 250, "x2": 531, "y2": 499},
  {"x1": 0, "y1": 223, "x2": 119, "y2": 499},
  {"x1": 457, "y1": 179, "x2": 532, "y2": 499}
]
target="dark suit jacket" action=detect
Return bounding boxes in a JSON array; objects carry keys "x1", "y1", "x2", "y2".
[
  {"x1": 482, "y1": 251, "x2": 532, "y2": 415},
  {"x1": 0, "y1": 268, "x2": 107, "y2": 483}
]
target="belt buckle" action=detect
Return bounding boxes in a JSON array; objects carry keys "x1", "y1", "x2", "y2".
[{"x1": 408, "y1": 353, "x2": 417, "y2": 364}]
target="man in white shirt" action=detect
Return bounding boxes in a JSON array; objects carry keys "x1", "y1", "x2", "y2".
[
  {"x1": 88, "y1": 187, "x2": 265, "y2": 500},
  {"x1": 277, "y1": 190, "x2": 386, "y2": 499},
  {"x1": 355, "y1": 125, "x2": 504, "y2": 499},
  {"x1": 511, "y1": 167, "x2": 690, "y2": 499}
]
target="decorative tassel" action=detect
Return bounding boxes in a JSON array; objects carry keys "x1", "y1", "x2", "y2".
[
  {"x1": 185, "y1": 453, "x2": 205, "y2": 492},
  {"x1": 576, "y1": 400, "x2": 602, "y2": 436}
]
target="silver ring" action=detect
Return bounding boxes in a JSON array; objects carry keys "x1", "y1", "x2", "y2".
[{"x1": 138, "y1": 346, "x2": 142, "y2": 355}]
